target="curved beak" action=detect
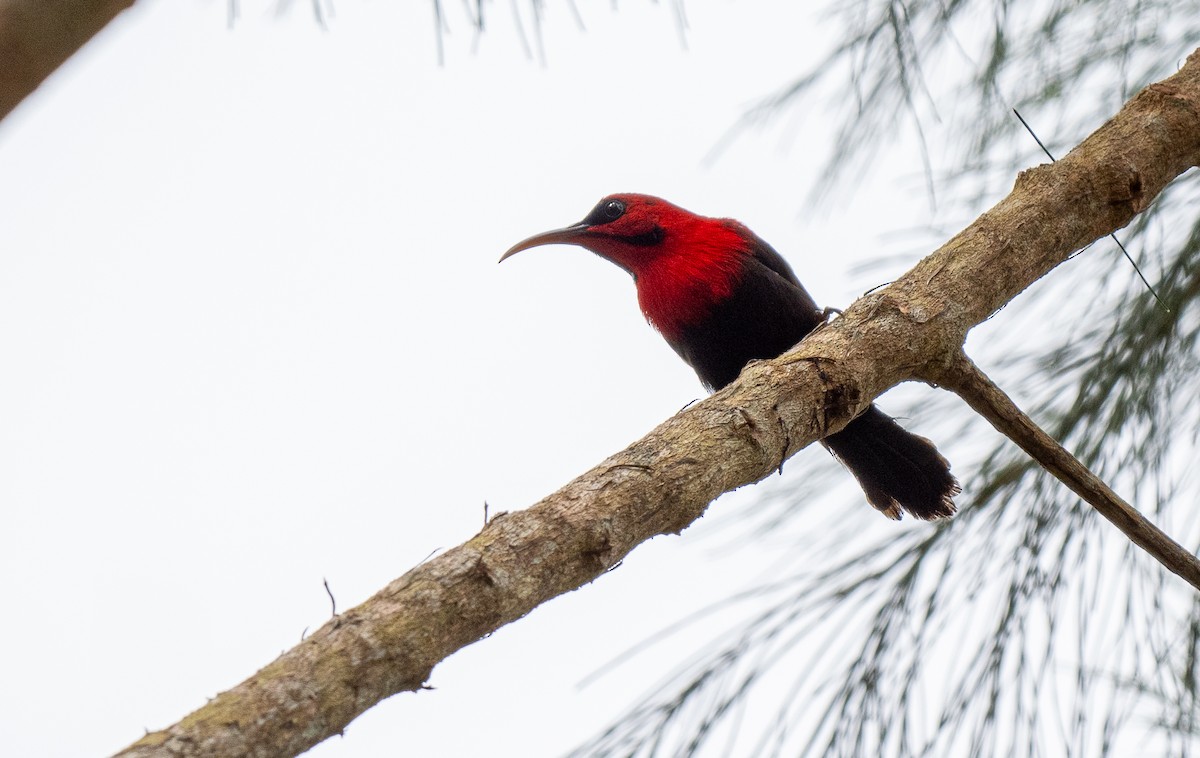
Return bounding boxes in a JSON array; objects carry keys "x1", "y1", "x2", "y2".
[{"x1": 499, "y1": 222, "x2": 591, "y2": 263}]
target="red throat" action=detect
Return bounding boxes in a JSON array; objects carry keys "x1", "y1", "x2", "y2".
[{"x1": 632, "y1": 219, "x2": 749, "y2": 340}]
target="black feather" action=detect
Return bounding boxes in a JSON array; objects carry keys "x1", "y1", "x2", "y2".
[{"x1": 670, "y1": 234, "x2": 958, "y2": 520}]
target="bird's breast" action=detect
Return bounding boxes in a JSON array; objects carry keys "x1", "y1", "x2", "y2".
[
  {"x1": 644, "y1": 257, "x2": 825, "y2": 391},
  {"x1": 634, "y1": 255, "x2": 744, "y2": 341}
]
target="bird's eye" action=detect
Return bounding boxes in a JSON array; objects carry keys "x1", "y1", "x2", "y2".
[{"x1": 582, "y1": 197, "x2": 630, "y2": 226}]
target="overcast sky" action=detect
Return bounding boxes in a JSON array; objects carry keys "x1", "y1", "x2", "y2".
[{"x1": 0, "y1": 3, "x2": 973, "y2": 755}]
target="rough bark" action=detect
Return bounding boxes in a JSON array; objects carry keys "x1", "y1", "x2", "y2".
[
  {"x1": 0, "y1": 0, "x2": 136, "y2": 122},
  {"x1": 117, "y1": 50, "x2": 1200, "y2": 758}
]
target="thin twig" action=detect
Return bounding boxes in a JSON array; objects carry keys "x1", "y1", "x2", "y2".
[
  {"x1": 432, "y1": 0, "x2": 445, "y2": 65},
  {"x1": 323, "y1": 578, "x2": 337, "y2": 617},
  {"x1": 935, "y1": 351, "x2": 1200, "y2": 590}
]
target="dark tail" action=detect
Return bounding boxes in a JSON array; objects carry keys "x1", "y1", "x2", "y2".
[{"x1": 823, "y1": 405, "x2": 959, "y2": 520}]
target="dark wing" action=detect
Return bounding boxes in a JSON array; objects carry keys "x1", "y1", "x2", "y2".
[
  {"x1": 747, "y1": 237, "x2": 802, "y2": 289},
  {"x1": 666, "y1": 244, "x2": 824, "y2": 391},
  {"x1": 724, "y1": 220, "x2": 810, "y2": 290}
]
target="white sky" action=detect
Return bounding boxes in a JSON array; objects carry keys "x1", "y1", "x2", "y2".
[{"x1": 0, "y1": 2, "x2": 971, "y2": 755}]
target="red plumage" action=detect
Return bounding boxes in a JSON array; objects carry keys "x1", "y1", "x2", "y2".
[{"x1": 502, "y1": 194, "x2": 958, "y2": 520}]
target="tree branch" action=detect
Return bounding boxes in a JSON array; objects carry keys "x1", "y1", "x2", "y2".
[
  {"x1": 0, "y1": 0, "x2": 137, "y2": 123},
  {"x1": 117, "y1": 49, "x2": 1200, "y2": 757},
  {"x1": 932, "y1": 351, "x2": 1200, "y2": 589}
]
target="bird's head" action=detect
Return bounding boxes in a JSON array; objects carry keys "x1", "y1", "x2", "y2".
[
  {"x1": 500, "y1": 193, "x2": 752, "y2": 336},
  {"x1": 500, "y1": 194, "x2": 741, "y2": 275}
]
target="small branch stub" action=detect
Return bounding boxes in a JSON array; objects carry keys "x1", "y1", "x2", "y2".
[{"x1": 932, "y1": 352, "x2": 1200, "y2": 591}]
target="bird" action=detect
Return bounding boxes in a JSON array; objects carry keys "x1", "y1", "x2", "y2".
[{"x1": 500, "y1": 193, "x2": 958, "y2": 520}]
